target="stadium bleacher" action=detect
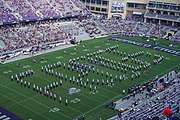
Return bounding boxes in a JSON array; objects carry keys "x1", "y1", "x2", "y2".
[
  {"x1": 122, "y1": 82, "x2": 180, "y2": 120},
  {"x1": 108, "y1": 71, "x2": 180, "y2": 120},
  {"x1": 1, "y1": 0, "x2": 90, "y2": 24},
  {"x1": 0, "y1": 0, "x2": 179, "y2": 119},
  {"x1": 145, "y1": 12, "x2": 157, "y2": 18},
  {"x1": 0, "y1": 15, "x2": 179, "y2": 55}
]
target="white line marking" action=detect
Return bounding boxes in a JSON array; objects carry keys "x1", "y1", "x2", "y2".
[
  {"x1": 0, "y1": 94, "x2": 50, "y2": 120},
  {"x1": 75, "y1": 64, "x2": 178, "y2": 119},
  {"x1": 0, "y1": 84, "x2": 73, "y2": 120}
]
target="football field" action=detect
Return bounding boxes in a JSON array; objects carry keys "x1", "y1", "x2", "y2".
[{"x1": 0, "y1": 35, "x2": 179, "y2": 120}]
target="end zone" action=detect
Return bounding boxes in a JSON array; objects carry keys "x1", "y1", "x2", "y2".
[{"x1": 0, "y1": 107, "x2": 22, "y2": 120}]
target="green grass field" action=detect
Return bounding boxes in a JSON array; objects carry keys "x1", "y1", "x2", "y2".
[
  {"x1": 118, "y1": 35, "x2": 180, "y2": 51},
  {"x1": 0, "y1": 36, "x2": 179, "y2": 120}
]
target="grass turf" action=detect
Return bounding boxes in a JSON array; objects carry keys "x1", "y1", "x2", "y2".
[
  {"x1": 117, "y1": 35, "x2": 180, "y2": 51},
  {"x1": 0, "y1": 36, "x2": 179, "y2": 120}
]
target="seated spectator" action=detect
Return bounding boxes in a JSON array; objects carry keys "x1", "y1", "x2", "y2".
[
  {"x1": 162, "y1": 108, "x2": 179, "y2": 120},
  {"x1": 152, "y1": 116, "x2": 160, "y2": 120}
]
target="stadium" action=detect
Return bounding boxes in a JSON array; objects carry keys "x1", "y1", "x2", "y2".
[{"x1": 0, "y1": 0, "x2": 179, "y2": 120}]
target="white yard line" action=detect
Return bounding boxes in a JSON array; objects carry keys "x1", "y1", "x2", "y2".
[
  {"x1": 1, "y1": 37, "x2": 178, "y2": 120},
  {"x1": 76, "y1": 64, "x2": 178, "y2": 119},
  {"x1": 24, "y1": 73, "x2": 102, "y2": 111},
  {"x1": 74, "y1": 93, "x2": 123, "y2": 119},
  {"x1": 108, "y1": 65, "x2": 179, "y2": 120},
  {"x1": 2, "y1": 44, "x2": 76, "y2": 64},
  {"x1": 1, "y1": 35, "x2": 109, "y2": 64},
  {"x1": 0, "y1": 84, "x2": 74, "y2": 120},
  {"x1": 5, "y1": 94, "x2": 39, "y2": 108},
  {"x1": 1, "y1": 66, "x2": 112, "y2": 118},
  {"x1": 6, "y1": 71, "x2": 83, "y2": 115},
  {"x1": 0, "y1": 94, "x2": 50, "y2": 120},
  {"x1": 3, "y1": 75, "x2": 84, "y2": 115}
]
